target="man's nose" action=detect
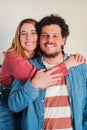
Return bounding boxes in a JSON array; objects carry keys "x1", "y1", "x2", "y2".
[{"x1": 47, "y1": 36, "x2": 54, "y2": 43}]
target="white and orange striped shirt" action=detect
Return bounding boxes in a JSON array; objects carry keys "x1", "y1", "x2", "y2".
[{"x1": 43, "y1": 60, "x2": 73, "y2": 130}]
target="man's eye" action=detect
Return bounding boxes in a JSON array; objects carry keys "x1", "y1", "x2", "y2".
[
  {"x1": 31, "y1": 32, "x2": 37, "y2": 35},
  {"x1": 54, "y1": 35, "x2": 58, "y2": 38},
  {"x1": 41, "y1": 34, "x2": 48, "y2": 38}
]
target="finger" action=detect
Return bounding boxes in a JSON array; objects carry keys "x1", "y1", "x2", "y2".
[
  {"x1": 51, "y1": 73, "x2": 63, "y2": 78},
  {"x1": 84, "y1": 59, "x2": 87, "y2": 63},
  {"x1": 70, "y1": 54, "x2": 74, "y2": 57},
  {"x1": 46, "y1": 77, "x2": 62, "y2": 87},
  {"x1": 74, "y1": 54, "x2": 86, "y2": 63},
  {"x1": 73, "y1": 54, "x2": 80, "y2": 61},
  {"x1": 71, "y1": 54, "x2": 81, "y2": 61},
  {"x1": 76, "y1": 55, "x2": 85, "y2": 63},
  {"x1": 80, "y1": 57, "x2": 87, "y2": 63},
  {"x1": 38, "y1": 69, "x2": 47, "y2": 72},
  {"x1": 46, "y1": 66, "x2": 59, "y2": 75}
]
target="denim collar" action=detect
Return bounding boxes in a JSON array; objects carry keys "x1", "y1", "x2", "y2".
[{"x1": 40, "y1": 53, "x2": 69, "y2": 64}]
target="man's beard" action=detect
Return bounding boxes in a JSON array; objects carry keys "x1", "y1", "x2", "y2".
[
  {"x1": 40, "y1": 42, "x2": 61, "y2": 58},
  {"x1": 40, "y1": 49, "x2": 60, "y2": 58}
]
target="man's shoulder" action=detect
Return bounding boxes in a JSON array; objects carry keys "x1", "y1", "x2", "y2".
[
  {"x1": 69, "y1": 63, "x2": 87, "y2": 77},
  {"x1": 30, "y1": 56, "x2": 41, "y2": 63},
  {"x1": 76, "y1": 63, "x2": 87, "y2": 69},
  {"x1": 79, "y1": 63, "x2": 87, "y2": 73},
  {"x1": 29, "y1": 56, "x2": 44, "y2": 69}
]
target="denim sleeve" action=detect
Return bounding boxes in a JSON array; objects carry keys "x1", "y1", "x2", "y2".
[
  {"x1": 83, "y1": 78, "x2": 87, "y2": 130},
  {"x1": 82, "y1": 65, "x2": 87, "y2": 130},
  {"x1": 8, "y1": 79, "x2": 39, "y2": 112}
]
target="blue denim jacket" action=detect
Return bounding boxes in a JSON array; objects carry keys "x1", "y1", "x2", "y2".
[
  {"x1": 0, "y1": 85, "x2": 15, "y2": 130},
  {"x1": 8, "y1": 54, "x2": 87, "y2": 130},
  {"x1": 0, "y1": 84, "x2": 23, "y2": 130}
]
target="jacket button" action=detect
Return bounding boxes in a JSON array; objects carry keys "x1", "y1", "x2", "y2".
[{"x1": 41, "y1": 113, "x2": 44, "y2": 116}]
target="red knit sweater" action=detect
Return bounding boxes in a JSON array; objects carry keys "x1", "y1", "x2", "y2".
[{"x1": 0, "y1": 51, "x2": 68, "y2": 87}]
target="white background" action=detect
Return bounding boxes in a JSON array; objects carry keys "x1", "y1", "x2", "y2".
[{"x1": 0, "y1": 0, "x2": 87, "y2": 64}]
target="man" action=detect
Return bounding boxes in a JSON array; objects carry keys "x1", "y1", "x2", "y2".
[{"x1": 8, "y1": 14, "x2": 87, "y2": 130}]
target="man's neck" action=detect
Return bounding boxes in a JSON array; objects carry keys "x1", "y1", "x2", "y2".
[{"x1": 43, "y1": 53, "x2": 64, "y2": 65}]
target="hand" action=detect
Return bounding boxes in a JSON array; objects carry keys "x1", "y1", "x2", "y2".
[
  {"x1": 65, "y1": 54, "x2": 87, "y2": 69},
  {"x1": 70, "y1": 54, "x2": 87, "y2": 63},
  {"x1": 31, "y1": 67, "x2": 63, "y2": 89}
]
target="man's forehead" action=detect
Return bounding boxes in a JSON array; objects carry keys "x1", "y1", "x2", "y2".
[{"x1": 41, "y1": 24, "x2": 61, "y2": 34}]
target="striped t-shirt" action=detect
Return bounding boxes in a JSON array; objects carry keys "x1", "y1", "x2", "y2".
[{"x1": 43, "y1": 60, "x2": 73, "y2": 130}]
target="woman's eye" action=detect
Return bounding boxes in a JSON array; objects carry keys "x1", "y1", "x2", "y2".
[{"x1": 20, "y1": 33, "x2": 27, "y2": 36}]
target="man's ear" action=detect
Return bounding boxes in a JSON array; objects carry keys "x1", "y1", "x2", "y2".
[{"x1": 62, "y1": 37, "x2": 66, "y2": 45}]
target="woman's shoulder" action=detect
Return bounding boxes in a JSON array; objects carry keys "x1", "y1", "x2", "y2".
[
  {"x1": 6, "y1": 50, "x2": 21, "y2": 59},
  {"x1": 6, "y1": 50, "x2": 16, "y2": 56}
]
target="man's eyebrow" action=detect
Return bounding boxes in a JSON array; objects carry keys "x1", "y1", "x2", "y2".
[
  {"x1": 41, "y1": 32, "x2": 61, "y2": 35},
  {"x1": 41, "y1": 32, "x2": 48, "y2": 34},
  {"x1": 53, "y1": 33, "x2": 61, "y2": 35}
]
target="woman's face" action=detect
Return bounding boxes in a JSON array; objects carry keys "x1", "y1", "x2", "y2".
[{"x1": 20, "y1": 23, "x2": 38, "y2": 53}]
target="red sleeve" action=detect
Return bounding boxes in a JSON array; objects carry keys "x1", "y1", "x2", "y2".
[
  {"x1": 52, "y1": 62, "x2": 69, "y2": 76},
  {"x1": 0, "y1": 51, "x2": 68, "y2": 87},
  {"x1": 0, "y1": 51, "x2": 38, "y2": 86}
]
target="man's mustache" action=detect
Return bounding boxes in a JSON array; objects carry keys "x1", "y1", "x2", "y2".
[{"x1": 44, "y1": 42, "x2": 55, "y2": 45}]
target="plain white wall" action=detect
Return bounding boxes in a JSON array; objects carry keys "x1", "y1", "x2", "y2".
[{"x1": 0, "y1": 0, "x2": 87, "y2": 64}]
